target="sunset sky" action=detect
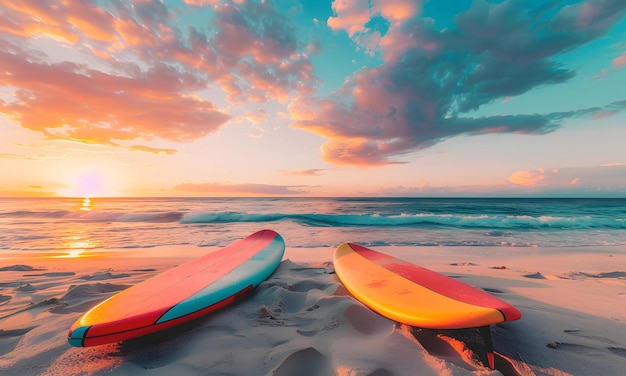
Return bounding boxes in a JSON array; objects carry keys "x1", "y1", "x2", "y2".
[{"x1": 1, "y1": 0, "x2": 625, "y2": 197}]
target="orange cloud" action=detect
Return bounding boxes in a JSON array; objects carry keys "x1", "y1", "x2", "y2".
[
  {"x1": 508, "y1": 169, "x2": 545, "y2": 186},
  {"x1": 1, "y1": 0, "x2": 319, "y2": 151},
  {"x1": 246, "y1": 109, "x2": 270, "y2": 124},
  {"x1": 278, "y1": 169, "x2": 326, "y2": 176},
  {"x1": 0, "y1": 46, "x2": 230, "y2": 145}
]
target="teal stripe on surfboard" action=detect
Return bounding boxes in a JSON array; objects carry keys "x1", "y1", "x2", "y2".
[{"x1": 156, "y1": 233, "x2": 285, "y2": 323}]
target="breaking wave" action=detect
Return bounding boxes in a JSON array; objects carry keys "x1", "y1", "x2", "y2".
[
  {"x1": 180, "y1": 211, "x2": 626, "y2": 230},
  {"x1": 2, "y1": 209, "x2": 624, "y2": 229}
]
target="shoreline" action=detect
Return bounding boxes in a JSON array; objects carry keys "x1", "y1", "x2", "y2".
[{"x1": 1, "y1": 245, "x2": 625, "y2": 375}]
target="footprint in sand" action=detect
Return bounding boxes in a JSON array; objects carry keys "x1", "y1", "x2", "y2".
[
  {"x1": 287, "y1": 280, "x2": 331, "y2": 293},
  {"x1": 344, "y1": 304, "x2": 393, "y2": 336},
  {"x1": 272, "y1": 347, "x2": 334, "y2": 376},
  {"x1": 0, "y1": 327, "x2": 36, "y2": 356}
]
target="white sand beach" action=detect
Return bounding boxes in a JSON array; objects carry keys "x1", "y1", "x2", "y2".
[{"x1": 1, "y1": 245, "x2": 625, "y2": 376}]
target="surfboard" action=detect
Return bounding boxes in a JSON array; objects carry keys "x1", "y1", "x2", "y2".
[
  {"x1": 333, "y1": 243, "x2": 522, "y2": 368},
  {"x1": 68, "y1": 229, "x2": 285, "y2": 347}
]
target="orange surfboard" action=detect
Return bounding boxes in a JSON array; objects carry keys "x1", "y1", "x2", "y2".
[
  {"x1": 68, "y1": 229, "x2": 285, "y2": 347},
  {"x1": 333, "y1": 243, "x2": 521, "y2": 368}
]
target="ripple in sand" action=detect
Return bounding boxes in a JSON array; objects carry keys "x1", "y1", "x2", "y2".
[
  {"x1": 60, "y1": 283, "x2": 130, "y2": 301},
  {"x1": 79, "y1": 271, "x2": 131, "y2": 281},
  {"x1": 450, "y1": 262, "x2": 478, "y2": 266},
  {"x1": 24, "y1": 272, "x2": 75, "y2": 277},
  {"x1": 15, "y1": 283, "x2": 36, "y2": 292},
  {"x1": 0, "y1": 265, "x2": 45, "y2": 272},
  {"x1": 523, "y1": 272, "x2": 546, "y2": 279},
  {"x1": 608, "y1": 347, "x2": 626, "y2": 358}
]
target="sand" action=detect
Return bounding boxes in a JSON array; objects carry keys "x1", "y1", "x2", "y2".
[{"x1": 1, "y1": 245, "x2": 625, "y2": 376}]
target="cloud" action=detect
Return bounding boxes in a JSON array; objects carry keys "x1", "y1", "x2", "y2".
[
  {"x1": 373, "y1": 165, "x2": 626, "y2": 197},
  {"x1": 0, "y1": 153, "x2": 39, "y2": 160},
  {"x1": 278, "y1": 169, "x2": 326, "y2": 176},
  {"x1": 328, "y1": 0, "x2": 419, "y2": 37},
  {"x1": 245, "y1": 109, "x2": 270, "y2": 124},
  {"x1": 613, "y1": 52, "x2": 626, "y2": 68},
  {"x1": 173, "y1": 182, "x2": 308, "y2": 195},
  {"x1": 0, "y1": 0, "x2": 318, "y2": 150},
  {"x1": 328, "y1": 0, "x2": 420, "y2": 55},
  {"x1": 506, "y1": 165, "x2": 626, "y2": 193},
  {"x1": 509, "y1": 169, "x2": 545, "y2": 186},
  {"x1": 292, "y1": 0, "x2": 626, "y2": 165},
  {"x1": 209, "y1": 1, "x2": 318, "y2": 104},
  {"x1": 128, "y1": 145, "x2": 177, "y2": 155}
]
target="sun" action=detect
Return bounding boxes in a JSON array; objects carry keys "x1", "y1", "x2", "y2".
[{"x1": 59, "y1": 169, "x2": 115, "y2": 198}]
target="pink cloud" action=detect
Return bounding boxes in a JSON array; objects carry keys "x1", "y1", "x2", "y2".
[
  {"x1": 612, "y1": 52, "x2": 626, "y2": 68},
  {"x1": 173, "y1": 182, "x2": 307, "y2": 195},
  {"x1": 292, "y1": 0, "x2": 626, "y2": 166},
  {"x1": 372, "y1": 0, "x2": 420, "y2": 25},
  {"x1": 373, "y1": 165, "x2": 626, "y2": 197},
  {"x1": 327, "y1": 0, "x2": 371, "y2": 37},
  {"x1": 183, "y1": 0, "x2": 221, "y2": 7},
  {"x1": 328, "y1": 0, "x2": 420, "y2": 37}
]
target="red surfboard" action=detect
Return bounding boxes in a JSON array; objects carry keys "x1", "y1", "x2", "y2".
[{"x1": 68, "y1": 229, "x2": 285, "y2": 347}]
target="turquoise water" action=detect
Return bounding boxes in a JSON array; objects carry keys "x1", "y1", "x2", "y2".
[{"x1": 1, "y1": 197, "x2": 625, "y2": 251}]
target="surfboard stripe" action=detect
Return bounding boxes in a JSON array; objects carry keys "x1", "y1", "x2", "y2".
[
  {"x1": 348, "y1": 243, "x2": 521, "y2": 321},
  {"x1": 77, "y1": 285, "x2": 254, "y2": 347},
  {"x1": 334, "y1": 243, "x2": 521, "y2": 329},
  {"x1": 156, "y1": 233, "x2": 285, "y2": 323}
]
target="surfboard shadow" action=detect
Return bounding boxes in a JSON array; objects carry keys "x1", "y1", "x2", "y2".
[{"x1": 410, "y1": 326, "x2": 523, "y2": 376}]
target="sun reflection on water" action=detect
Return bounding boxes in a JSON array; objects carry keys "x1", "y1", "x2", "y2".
[
  {"x1": 56, "y1": 249, "x2": 86, "y2": 258},
  {"x1": 57, "y1": 231, "x2": 95, "y2": 258},
  {"x1": 80, "y1": 197, "x2": 93, "y2": 211}
]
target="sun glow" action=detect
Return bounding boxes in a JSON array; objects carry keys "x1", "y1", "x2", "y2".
[{"x1": 59, "y1": 169, "x2": 117, "y2": 198}]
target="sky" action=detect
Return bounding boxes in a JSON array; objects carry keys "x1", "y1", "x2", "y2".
[{"x1": 1, "y1": 0, "x2": 625, "y2": 198}]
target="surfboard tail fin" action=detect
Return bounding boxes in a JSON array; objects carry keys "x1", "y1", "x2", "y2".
[{"x1": 479, "y1": 325, "x2": 495, "y2": 369}]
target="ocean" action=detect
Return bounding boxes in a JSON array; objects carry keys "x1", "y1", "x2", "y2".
[{"x1": 1, "y1": 197, "x2": 625, "y2": 254}]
